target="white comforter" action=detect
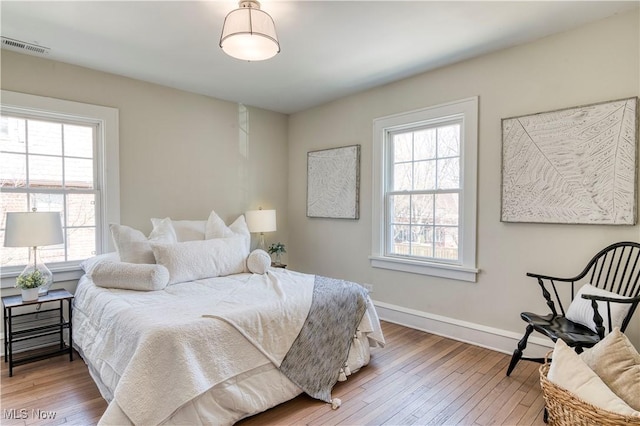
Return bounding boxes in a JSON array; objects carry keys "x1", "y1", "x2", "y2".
[{"x1": 73, "y1": 268, "x2": 383, "y2": 425}]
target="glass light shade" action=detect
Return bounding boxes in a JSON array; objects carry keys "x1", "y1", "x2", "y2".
[
  {"x1": 220, "y1": 1, "x2": 280, "y2": 61},
  {"x1": 4, "y1": 211, "x2": 64, "y2": 296}
]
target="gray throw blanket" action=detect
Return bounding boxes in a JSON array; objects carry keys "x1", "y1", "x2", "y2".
[{"x1": 279, "y1": 275, "x2": 369, "y2": 403}]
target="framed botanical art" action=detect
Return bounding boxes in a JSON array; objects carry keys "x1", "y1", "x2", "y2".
[
  {"x1": 501, "y1": 97, "x2": 638, "y2": 224},
  {"x1": 307, "y1": 145, "x2": 360, "y2": 219}
]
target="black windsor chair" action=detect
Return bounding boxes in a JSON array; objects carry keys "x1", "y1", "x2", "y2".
[{"x1": 506, "y1": 241, "x2": 640, "y2": 376}]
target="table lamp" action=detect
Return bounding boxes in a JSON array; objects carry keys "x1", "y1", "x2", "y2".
[
  {"x1": 4, "y1": 210, "x2": 64, "y2": 296},
  {"x1": 245, "y1": 208, "x2": 276, "y2": 251}
]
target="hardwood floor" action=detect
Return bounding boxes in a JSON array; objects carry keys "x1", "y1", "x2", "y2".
[{"x1": 1, "y1": 321, "x2": 546, "y2": 425}]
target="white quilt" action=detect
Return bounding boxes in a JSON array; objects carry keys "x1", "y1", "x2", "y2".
[{"x1": 73, "y1": 268, "x2": 383, "y2": 425}]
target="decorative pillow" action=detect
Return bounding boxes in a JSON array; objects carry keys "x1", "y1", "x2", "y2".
[
  {"x1": 148, "y1": 217, "x2": 178, "y2": 243},
  {"x1": 547, "y1": 339, "x2": 640, "y2": 416},
  {"x1": 110, "y1": 221, "x2": 174, "y2": 264},
  {"x1": 151, "y1": 237, "x2": 248, "y2": 285},
  {"x1": 565, "y1": 284, "x2": 632, "y2": 333},
  {"x1": 110, "y1": 224, "x2": 155, "y2": 264},
  {"x1": 80, "y1": 252, "x2": 120, "y2": 273},
  {"x1": 151, "y1": 218, "x2": 206, "y2": 242},
  {"x1": 90, "y1": 261, "x2": 169, "y2": 291},
  {"x1": 205, "y1": 210, "x2": 250, "y2": 252},
  {"x1": 247, "y1": 249, "x2": 271, "y2": 274},
  {"x1": 580, "y1": 328, "x2": 640, "y2": 410}
]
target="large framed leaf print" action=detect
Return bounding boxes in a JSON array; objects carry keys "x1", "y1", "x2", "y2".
[{"x1": 501, "y1": 97, "x2": 638, "y2": 224}]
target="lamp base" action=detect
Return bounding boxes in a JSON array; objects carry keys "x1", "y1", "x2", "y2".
[
  {"x1": 16, "y1": 247, "x2": 53, "y2": 296},
  {"x1": 257, "y1": 233, "x2": 266, "y2": 251}
]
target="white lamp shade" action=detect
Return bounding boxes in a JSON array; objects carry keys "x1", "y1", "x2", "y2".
[
  {"x1": 4, "y1": 212, "x2": 64, "y2": 247},
  {"x1": 220, "y1": 2, "x2": 280, "y2": 61},
  {"x1": 245, "y1": 209, "x2": 276, "y2": 233}
]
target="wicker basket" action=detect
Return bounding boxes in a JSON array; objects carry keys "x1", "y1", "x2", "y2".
[{"x1": 539, "y1": 356, "x2": 640, "y2": 426}]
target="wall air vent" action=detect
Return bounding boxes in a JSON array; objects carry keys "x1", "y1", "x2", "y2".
[{"x1": 1, "y1": 37, "x2": 50, "y2": 55}]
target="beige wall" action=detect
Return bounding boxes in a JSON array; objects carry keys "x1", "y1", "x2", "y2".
[
  {"x1": 288, "y1": 10, "x2": 640, "y2": 347},
  {"x1": 0, "y1": 50, "x2": 289, "y2": 296},
  {"x1": 1, "y1": 10, "x2": 638, "y2": 351}
]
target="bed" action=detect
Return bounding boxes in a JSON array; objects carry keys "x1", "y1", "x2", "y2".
[{"x1": 72, "y1": 213, "x2": 384, "y2": 425}]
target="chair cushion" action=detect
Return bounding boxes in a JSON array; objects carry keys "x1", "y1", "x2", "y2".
[
  {"x1": 565, "y1": 284, "x2": 632, "y2": 333},
  {"x1": 520, "y1": 312, "x2": 600, "y2": 348},
  {"x1": 580, "y1": 328, "x2": 640, "y2": 411}
]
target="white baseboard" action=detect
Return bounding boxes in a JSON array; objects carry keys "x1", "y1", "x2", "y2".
[{"x1": 373, "y1": 300, "x2": 553, "y2": 358}]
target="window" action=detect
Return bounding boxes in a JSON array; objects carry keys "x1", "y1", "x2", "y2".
[
  {"x1": 1, "y1": 90, "x2": 119, "y2": 287},
  {"x1": 371, "y1": 97, "x2": 478, "y2": 282}
]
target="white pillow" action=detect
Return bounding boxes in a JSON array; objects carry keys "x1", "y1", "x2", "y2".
[
  {"x1": 148, "y1": 217, "x2": 178, "y2": 243},
  {"x1": 247, "y1": 249, "x2": 271, "y2": 274},
  {"x1": 565, "y1": 284, "x2": 632, "y2": 333},
  {"x1": 110, "y1": 220, "x2": 175, "y2": 264},
  {"x1": 205, "y1": 210, "x2": 250, "y2": 252},
  {"x1": 547, "y1": 339, "x2": 640, "y2": 417},
  {"x1": 90, "y1": 261, "x2": 169, "y2": 291},
  {"x1": 80, "y1": 252, "x2": 120, "y2": 273},
  {"x1": 151, "y1": 237, "x2": 248, "y2": 285},
  {"x1": 151, "y1": 217, "x2": 207, "y2": 242}
]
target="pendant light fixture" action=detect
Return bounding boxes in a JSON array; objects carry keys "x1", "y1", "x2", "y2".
[{"x1": 220, "y1": 0, "x2": 280, "y2": 61}]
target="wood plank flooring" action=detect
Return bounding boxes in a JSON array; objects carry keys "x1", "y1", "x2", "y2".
[{"x1": 1, "y1": 321, "x2": 546, "y2": 425}]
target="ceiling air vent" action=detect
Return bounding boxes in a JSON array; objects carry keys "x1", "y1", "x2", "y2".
[{"x1": 1, "y1": 37, "x2": 50, "y2": 55}]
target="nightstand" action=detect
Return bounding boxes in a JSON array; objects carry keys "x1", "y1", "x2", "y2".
[
  {"x1": 271, "y1": 263, "x2": 287, "y2": 269},
  {"x1": 2, "y1": 289, "x2": 74, "y2": 377}
]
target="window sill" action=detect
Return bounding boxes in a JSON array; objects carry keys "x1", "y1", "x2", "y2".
[
  {"x1": 369, "y1": 255, "x2": 478, "y2": 282},
  {"x1": 1, "y1": 265, "x2": 84, "y2": 289}
]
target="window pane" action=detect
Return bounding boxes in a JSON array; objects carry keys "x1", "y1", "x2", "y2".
[
  {"x1": 389, "y1": 194, "x2": 410, "y2": 224},
  {"x1": 29, "y1": 193, "x2": 64, "y2": 220},
  {"x1": 0, "y1": 153, "x2": 26, "y2": 188},
  {"x1": 393, "y1": 163, "x2": 412, "y2": 191},
  {"x1": 435, "y1": 193, "x2": 459, "y2": 226},
  {"x1": 1, "y1": 193, "x2": 28, "y2": 228},
  {"x1": 65, "y1": 158, "x2": 94, "y2": 188},
  {"x1": 410, "y1": 226, "x2": 433, "y2": 258},
  {"x1": 438, "y1": 124, "x2": 460, "y2": 157},
  {"x1": 64, "y1": 124, "x2": 93, "y2": 158},
  {"x1": 390, "y1": 224, "x2": 410, "y2": 255},
  {"x1": 434, "y1": 227, "x2": 458, "y2": 260},
  {"x1": 28, "y1": 120, "x2": 62, "y2": 156},
  {"x1": 39, "y1": 244, "x2": 66, "y2": 264},
  {"x1": 0, "y1": 116, "x2": 27, "y2": 153},
  {"x1": 67, "y1": 193, "x2": 95, "y2": 227},
  {"x1": 437, "y1": 157, "x2": 460, "y2": 189},
  {"x1": 28, "y1": 155, "x2": 63, "y2": 187},
  {"x1": 413, "y1": 160, "x2": 436, "y2": 190},
  {"x1": 66, "y1": 227, "x2": 96, "y2": 260},
  {"x1": 411, "y1": 194, "x2": 434, "y2": 224},
  {"x1": 393, "y1": 133, "x2": 412, "y2": 162},
  {"x1": 414, "y1": 128, "x2": 436, "y2": 160},
  {"x1": 0, "y1": 229, "x2": 29, "y2": 267}
]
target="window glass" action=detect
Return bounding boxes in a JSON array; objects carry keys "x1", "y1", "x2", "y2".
[
  {"x1": 0, "y1": 116, "x2": 97, "y2": 268},
  {"x1": 387, "y1": 121, "x2": 462, "y2": 261}
]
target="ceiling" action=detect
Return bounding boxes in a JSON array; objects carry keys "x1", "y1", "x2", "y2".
[{"x1": 1, "y1": 1, "x2": 638, "y2": 114}]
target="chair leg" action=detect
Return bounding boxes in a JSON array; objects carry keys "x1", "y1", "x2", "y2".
[{"x1": 506, "y1": 324, "x2": 534, "y2": 376}]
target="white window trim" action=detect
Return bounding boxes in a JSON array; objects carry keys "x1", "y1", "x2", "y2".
[
  {"x1": 370, "y1": 97, "x2": 478, "y2": 282},
  {"x1": 1, "y1": 90, "x2": 120, "y2": 287}
]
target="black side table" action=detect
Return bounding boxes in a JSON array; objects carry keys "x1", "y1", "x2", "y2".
[{"x1": 2, "y1": 288, "x2": 74, "y2": 377}]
